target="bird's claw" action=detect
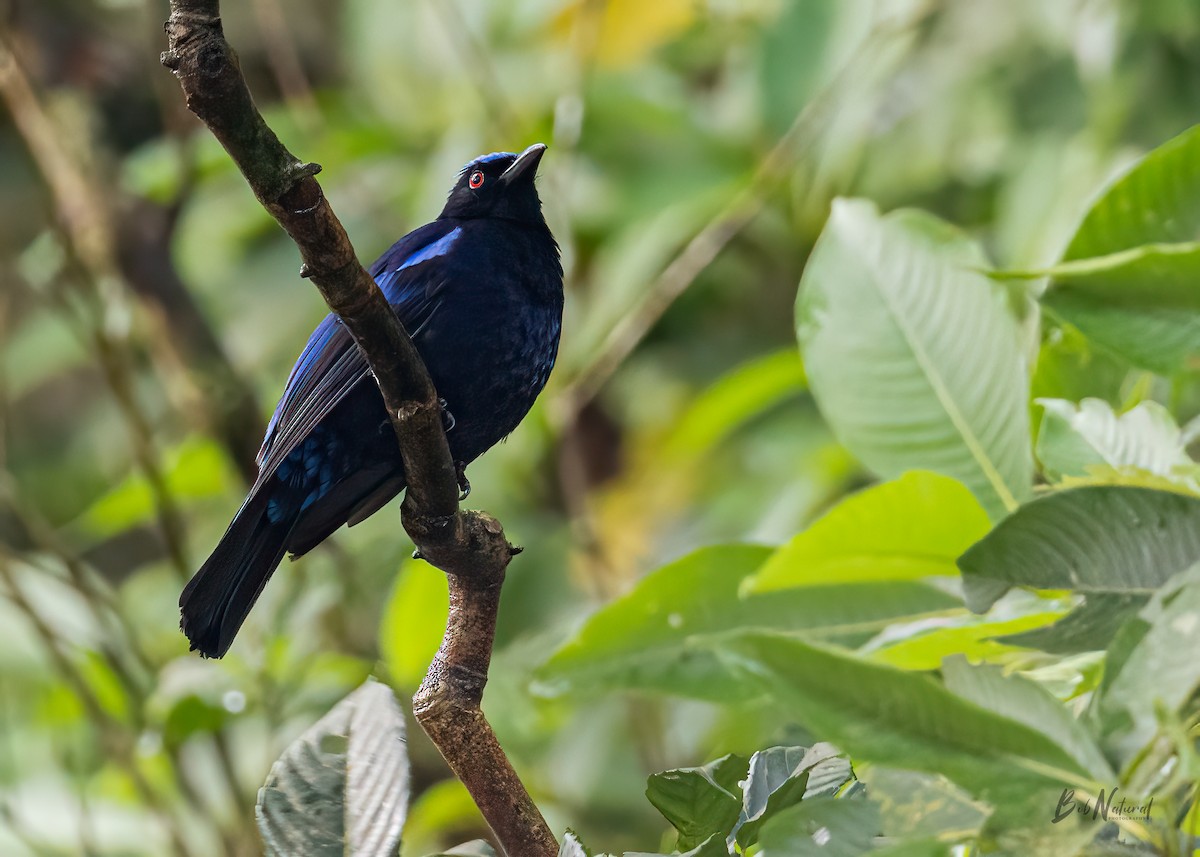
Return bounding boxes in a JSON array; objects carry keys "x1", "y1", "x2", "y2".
[
  {"x1": 454, "y1": 461, "x2": 471, "y2": 501},
  {"x1": 439, "y1": 398, "x2": 456, "y2": 433}
]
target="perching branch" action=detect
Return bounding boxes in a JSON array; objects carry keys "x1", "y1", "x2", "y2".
[{"x1": 161, "y1": 3, "x2": 557, "y2": 854}]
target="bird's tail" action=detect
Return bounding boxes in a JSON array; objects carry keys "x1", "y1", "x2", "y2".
[{"x1": 180, "y1": 487, "x2": 294, "y2": 658}]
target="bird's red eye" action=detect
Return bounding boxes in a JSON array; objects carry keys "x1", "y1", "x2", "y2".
[{"x1": 469, "y1": 171, "x2": 485, "y2": 189}]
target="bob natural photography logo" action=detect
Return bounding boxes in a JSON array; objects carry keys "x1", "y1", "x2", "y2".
[{"x1": 1053, "y1": 788, "x2": 1154, "y2": 824}]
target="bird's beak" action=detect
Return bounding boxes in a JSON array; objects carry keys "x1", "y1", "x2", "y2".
[{"x1": 500, "y1": 143, "x2": 547, "y2": 185}]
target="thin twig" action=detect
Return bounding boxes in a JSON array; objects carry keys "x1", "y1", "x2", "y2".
[
  {"x1": 555, "y1": 9, "x2": 927, "y2": 413},
  {"x1": 161, "y1": 3, "x2": 556, "y2": 853},
  {"x1": 249, "y1": 0, "x2": 322, "y2": 130}
]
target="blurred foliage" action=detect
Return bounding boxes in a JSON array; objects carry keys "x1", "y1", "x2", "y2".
[{"x1": 5, "y1": 0, "x2": 1200, "y2": 855}]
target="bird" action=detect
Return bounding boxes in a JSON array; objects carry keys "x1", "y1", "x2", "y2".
[{"x1": 180, "y1": 144, "x2": 563, "y2": 658}]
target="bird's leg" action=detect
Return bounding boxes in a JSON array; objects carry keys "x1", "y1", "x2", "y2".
[
  {"x1": 438, "y1": 398, "x2": 456, "y2": 433},
  {"x1": 454, "y1": 461, "x2": 471, "y2": 501}
]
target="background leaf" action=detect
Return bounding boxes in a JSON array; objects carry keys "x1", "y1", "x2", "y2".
[
  {"x1": 745, "y1": 471, "x2": 990, "y2": 593},
  {"x1": 957, "y1": 486, "x2": 1200, "y2": 612},
  {"x1": 379, "y1": 559, "x2": 449, "y2": 691},
  {"x1": 1035, "y1": 398, "x2": 1196, "y2": 484},
  {"x1": 797, "y1": 198, "x2": 1032, "y2": 520},
  {"x1": 1044, "y1": 124, "x2": 1200, "y2": 373}
]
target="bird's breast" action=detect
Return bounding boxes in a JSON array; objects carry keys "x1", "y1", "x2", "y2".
[{"x1": 413, "y1": 233, "x2": 563, "y2": 463}]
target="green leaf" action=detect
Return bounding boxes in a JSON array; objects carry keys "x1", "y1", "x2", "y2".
[
  {"x1": 676, "y1": 835, "x2": 728, "y2": 857},
  {"x1": 535, "y1": 545, "x2": 961, "y2": 700},
  {"x1": 256, "y1": 680, "x2": 409, "y2": 857},
  {"x1": 957, "y1": 485, "x2": 1200, "y2": 612},
  {"x1": 718, "y1": 632, "x2": 1095, "y2": 820},
  {"x1": 379, "y1": 559, "x2": 448, "y2": 691},
  {"x1": 1066, "y1": 127, "x2": 1200, "y2": 256},
  {"x1": 78, "y1": 650, "x2": 132, "y2": 724},
  {"x1": 401, "y1": 779, "x2": 485, "y2": 856},
  {"x1": 1006, "y1": 242, "x2": 1200, "y2": 308},
  {"x1": 733, "y1": 744, "x2": 854, "y2": 848},
  {"x1": 941, "y1": 657, "x2": 1113, "y2": 780},
  {"x1": 757, "y1": 796, "x2": 880, "y2": 857},
  {"x1": 797, "y1": 198, "x2": 1032, "y2": 520},
  {"x1": 1030, "y1": 326, "x2": 1127, "y2": 408},
  {"x1": 621, "y1": 834, "x2": 727, "y2": 857},
  {"x1": 645, "y1": 752, "x2": 748, "y2": 850},
  {"x1": 1043, "y1": 295, "x2": 1200, "y2": 375},
  {"x1": 744, "y1": 471, "x2": 990, "y2": 593},
  {"x1": 864, "y1": 610, "x2": 1068, "y2": 671},
  {"x1": 1093, "y1": 574, "x2": 1200, "y2": 767},
  {"x1": 999, "y1": 594, "x2": 1148, "y2": 654},
  {"x1": 79, "y1": 437, "x2": 234, "y2": 536},
  {"x1": 1035, "y1": 398, "x2": 1196, "y2": 484},
  {"x1": 1043, "y1": 124, "x2": 1200, "y2": 374},
  {"x1": 662, "y1": 349, "x2": 806, "y2": 461},
  {"x1": 162, "y1": 694, "x2": 230, "y2": 748}
]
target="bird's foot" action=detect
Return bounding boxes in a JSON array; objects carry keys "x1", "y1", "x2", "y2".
[
  {"x1": 454, "y1": 461, "x2": 471, "y2": 501},
  {"x1": 438, "y1": 398, "x2": 456, "y2": 433}
]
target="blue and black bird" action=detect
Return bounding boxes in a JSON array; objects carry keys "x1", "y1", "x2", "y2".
[{"x1": 181, "y1": 144, "x2": 563, "y2": 658}]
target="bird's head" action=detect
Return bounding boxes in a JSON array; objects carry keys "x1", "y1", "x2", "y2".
[{"x1": 440, "y1": 143, "x2": 548, "y2": 224}]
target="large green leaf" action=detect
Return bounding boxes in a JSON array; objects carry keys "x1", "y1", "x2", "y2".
[
  {"x1": 796, "y1": 198, "x2": 1032, "y2": 520},
  {"x1": 256, "y1": 680, "x2": 409, "y2": 857},
  {"x1": 1035, "y1": 398, "x2": 1196, "y2": 484},
  {"x1": 744, "y1": 471, "x2": 990, "y2": 594},
  {"x1": 1066, "y1": 124, "x2": 1200, "y2": 254},
  {"x1": 534, "y1": 545, "x2": 960, "y2": 701},
  {"x1": 957, "y1": 485, "x2": 1200, "y2": 612},
  {"x1": 1042, "y1": 124, "x2": 1200, "y2": 374},
  {"x1": 719, "y1": 632, "x2": 1096, "y2": 822}
]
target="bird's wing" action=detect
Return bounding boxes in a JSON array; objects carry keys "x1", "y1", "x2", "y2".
[{"x1": 254, "y1": 220, "x2": 464, "y2": 482}]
